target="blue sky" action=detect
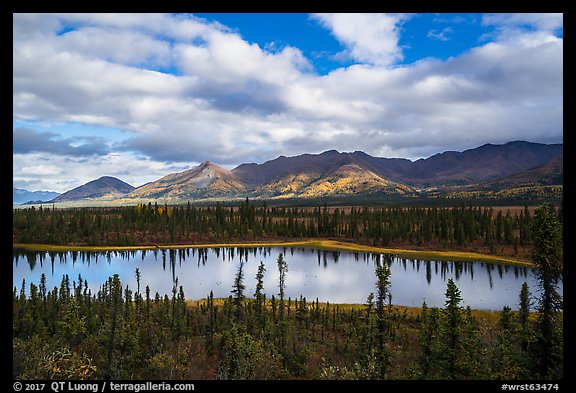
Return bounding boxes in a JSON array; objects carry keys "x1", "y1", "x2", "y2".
[
  {"x1": 13, "y1": 13, "x2": 563, "y2": 192},
  {"x1": 196, "y1": 13, "x2": 358, "y2": 74},
  {"x1": 196, "y1": 13, "x2": 495, "y2": 72}
]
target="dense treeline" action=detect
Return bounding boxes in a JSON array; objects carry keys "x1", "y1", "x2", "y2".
[
  {"x1": 13, "y1": 254, "x2": 562, "y2": 380},
  {"x1": 13, "y1": 200, "x2": 562, "y2": 258}
]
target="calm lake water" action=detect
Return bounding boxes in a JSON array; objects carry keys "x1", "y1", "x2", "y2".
[{"x1": 13, "y1": 247, "x2": 559, "y2": 310}]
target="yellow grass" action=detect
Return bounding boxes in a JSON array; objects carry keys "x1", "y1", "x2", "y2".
[
  {"x1": 12, "y1": 239, "x2": 534, "y2": 267},
  {"x1": 187, "y1": 298, "x2": 505, "y2": 321}
]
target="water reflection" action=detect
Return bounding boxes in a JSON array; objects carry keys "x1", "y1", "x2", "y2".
[{"x1": 13, "y1": 246, "x2": 556, "y2": 310}]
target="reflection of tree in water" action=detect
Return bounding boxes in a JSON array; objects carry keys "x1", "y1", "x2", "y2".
[
  {"x1": 169, "y1": 249, "x2": 177, "y2": 282},
  {"x1": 14, "y1": 246, "x2": 539, "y2": 310},
  {"x1": 440, "y1": 261, "x2": 449, "y2": 281},
  {"x1": 485, "y1": 263, "x2": 494, "y2": 289},
  {"x1": 454, "y1": 262, "x2": 462, "y2": 281},
  {"x1": 27, "y1": 251, "x2": 37, "y2": 271}
]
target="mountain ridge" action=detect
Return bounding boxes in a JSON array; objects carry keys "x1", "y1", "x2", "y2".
[
  {"x1": 46, "y1": 141, "x2": 563, "y2": 204},
  {"x1": 51, "y1": 176, "x2": 135, "y2": 202},
  {"x1": 128, "y1": 161, "x2": 246, "y2": 200},
  {"x1": 13, "y1": 188, "x2": 60, "y2": 205}
]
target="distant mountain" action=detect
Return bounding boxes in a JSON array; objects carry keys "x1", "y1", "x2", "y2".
[
  {"x1": 125, "y1": 161, "x2": 246, "y2": 200},
  {"x1": 233, "y1": 150, "x2": 354, "y2": 186},
  {"x1": 233, "y1": 141, "x2": 562, "y2": 189},
  {"x1": 234, "y1": 151, "x2": 413, "y2": 198},
  {"x1": 51, "y1": 176, "x2": 135, "y2": 202},
  {"x1": 13, "y1": 188, "x2": 60, "y2": 205},
  {"x1": 233, "y1": 149, "x2": 410, "y2": 187},
  {"x1": 402, "y1": 141, "x2": 563, "y2": 186},
  {"x1": 47, "y1": 141, "x2": 563, "y2": 204},
  {"x1": 473, "y1": 157, "x2": 563, "y2": 191}
]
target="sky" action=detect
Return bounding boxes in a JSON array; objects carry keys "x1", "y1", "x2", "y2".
[{"x1": 13, "y1": 13, "x2": 563, "y2": 192}]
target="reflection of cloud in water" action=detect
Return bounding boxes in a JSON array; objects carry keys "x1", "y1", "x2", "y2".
[
  {"x1": 13, "y1": 247, "x2": 551, "y2": 310},
  {"x1": 315, "y1": 266, "x2": 358, "y2": 289}
]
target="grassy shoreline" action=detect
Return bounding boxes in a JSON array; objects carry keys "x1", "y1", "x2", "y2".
[
  {"x1": 12, "y1": 239, "x2": 534, "y2": 267},
  {"x1": 187, "y1": 297, "x2": 505, "y2": 320}
]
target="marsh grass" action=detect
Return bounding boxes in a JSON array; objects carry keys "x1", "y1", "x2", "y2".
[{"x1": 13, "y1": 239, "x2": 534, "y2": 267}]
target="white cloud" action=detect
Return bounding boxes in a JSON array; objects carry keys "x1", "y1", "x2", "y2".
[
  {"x1": 427, "y1": 27, "x2": 453, "y2": 41},
  {"x1": 13, "y1": 152, "x2": 194, "y2": 193},
  {"x1": 13, "y1": 13, "x2": 563, "y2": 191},
  {"x1": 482, "y1": 13, "x2": 563, "y2": 33},
  {"x1": 481, "y1": 13, "x2": 563, "y2": 46},
  {"x1": 56, "y1": 26, "x2": 172, "y2": 67},
  {"x1": 311, "y1": 13, "x2": 410, "y2": 66}
]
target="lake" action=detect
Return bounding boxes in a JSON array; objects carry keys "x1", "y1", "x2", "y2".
[{"x1": 13, "y1": 246, "x2": 556, "y2": 310}]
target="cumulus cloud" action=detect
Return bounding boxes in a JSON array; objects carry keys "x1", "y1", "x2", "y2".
[
  {"x1": 311, "y1": 13, "x2": 410, "y2": 66},
  {"x1": 55, "y1": 26, "x2": 173, "y2": 68},
  {"x1": 13, "y1": 127, "x2": 110, "y2": 156},
  {"x1": 13, "y1": 13, "x2": 563, "y2": 191}
]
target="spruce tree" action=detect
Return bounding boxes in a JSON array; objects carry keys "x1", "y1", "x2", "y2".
[
  {"x1": 254, "y1": 261, "x2": 266, "y2": 335},
  {"x1": 443, "y1": 278, "x2": 463, "y2": 379},
  {"x1": 418, "y1": 301, "x2": 439, "y2": 379},
  {"x1": 374, "y1": 264, "x2": 391, "y2": 379},
  {"x1": 531, "y1": 204, "x2": 563, "y2": 378},
  {"x1": 492, "y1": 306, "x2": 519, "y2": 379},
  {"x1": 277, "y1": 253, "x2": 288, "y2": 361},
  {"x1": 135, "y1": 268, "x2": 141, "y2": 294},
  {"x1": 231, "y1": 260, "x2": 246, "y2": 324},
  {"x1": 518, "y1": 282, "x2": 532, "y2": 354},
  {"x1": 105, "y1": 274, "x2": 123, "y2": 380}
]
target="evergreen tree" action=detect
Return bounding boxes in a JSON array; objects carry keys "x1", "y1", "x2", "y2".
[
  {"x1": 531, "y1": 204, "x2": 563, "y2": 378},
  {"x1": 277, "y1": 253, "x2": 288, "y2": 361},
  {"x1": 492, "y1": 306, "x2": 519, "y2": 379},
  {"x1": 518, "y1": 282, "x2": 532, "y2": 354},
  {"x1": 105, "y1": 274, "x2": 123, "y2": 379},
  {"x1": 418, "y1": 302, "x2": 439, "y2": 379},
  {"x1": 231, "y1": 260, "x2": 246, "y2": 324},
  {"x1": 205, "y1": 290, "x2": 216, "y2": 354},
  {"x1": 363, "y1": 292, "x2": 374, "y2": 355},
  {"x1": 443, "y1": 278, "x2": 463, "y2": 379},
  {"x1": 374, "y1": 264, "x2": 391, "y2": 379},
  {"x1": 135, "y1": 268, "x2": 141, "y2": 294},
  {"x1": 253, "y1": 261, "x2": 266, "y2": 335}
]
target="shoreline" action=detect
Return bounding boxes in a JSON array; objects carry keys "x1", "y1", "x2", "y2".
[
  {"x1": 187, "y1": 298, "x2": 508, "y2": 317},
  {"x1": 12, "y1": 239, "x2": 534, "y2": 267}
]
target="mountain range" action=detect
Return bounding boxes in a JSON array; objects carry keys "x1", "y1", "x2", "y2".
[
  {"x1": 13, "y1": 188, "x2": 60, "y2": 205},
  {"x1": 20, "y1": 141, "x2": 562, "y2": 205}
]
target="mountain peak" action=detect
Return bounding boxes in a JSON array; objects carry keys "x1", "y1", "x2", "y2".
[
  {"x1": 52, "y1": 176, "x2": 135, "y2": 202},
  {"x1": 321, "y1": 149, "x2": 340, "y2": 156},
  {"x1": 126, "y1": 159, "x2": 245, "y2": 200},
  {"x1": 197, "y1": 160, "x2": 229, "y2": 171}
]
